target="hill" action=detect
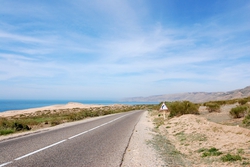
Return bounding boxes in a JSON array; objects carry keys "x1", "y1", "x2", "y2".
[{"x1": 123, "y1": 86, "x2": 250, "y2": 103}]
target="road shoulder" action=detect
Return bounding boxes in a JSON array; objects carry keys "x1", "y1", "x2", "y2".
[{"x1": 121, "y1": 111, "x2": 165, "y2": 167}]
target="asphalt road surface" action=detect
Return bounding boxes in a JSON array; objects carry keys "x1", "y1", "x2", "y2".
[{"x1": 0, "y1": 110, "x2": 145, "y2": 167}]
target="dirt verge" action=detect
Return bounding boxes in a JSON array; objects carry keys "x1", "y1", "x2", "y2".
[{"x1": 149, "y1": 104, "x2": 250, "y2": 167}]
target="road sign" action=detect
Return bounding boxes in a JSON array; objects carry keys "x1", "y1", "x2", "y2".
[
  {"x1": 160, "y1": 103, "x2": 168, "y2": 110},
  {"x1": 159, "y1": 102, "x2": 168, "y2": 120}
]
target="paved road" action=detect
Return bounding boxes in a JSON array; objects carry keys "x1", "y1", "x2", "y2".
[{"x1": 0, "y1": 110, "x2": 145, "y2": 167}]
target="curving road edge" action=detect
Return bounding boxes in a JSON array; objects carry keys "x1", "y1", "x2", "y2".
[{"x1": 121, "y1": 111, "x2": 165, "y2": 167}]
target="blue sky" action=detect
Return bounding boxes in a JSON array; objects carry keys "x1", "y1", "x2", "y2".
[{"x1": 0, "y1": 0, "x2": 249, "y2": 100}]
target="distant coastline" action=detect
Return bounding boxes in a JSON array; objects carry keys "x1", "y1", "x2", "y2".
[{"x1": 0, "y1": 100, "x2": 158, "y2": 113}]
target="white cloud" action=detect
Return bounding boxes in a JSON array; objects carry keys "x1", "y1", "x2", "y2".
[
  {"x1": 0, "y1": 0, "x2": 249, "y2": 99},
  {"x1": 0, "y1": 30, "x2": 46, "y2": 44}
]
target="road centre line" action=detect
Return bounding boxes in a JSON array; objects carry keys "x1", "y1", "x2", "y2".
[
  {"x1": 68, "y1": 114, "x2": 127, "y2": 139},
  {"x1": 0, "y1": 113, "x2": 130, "y2": 167},
  {"x1": 14, "y1": 139, "x2": 67, "y2": 161},
  {"x1": 0, "y1": 162, "x2": 12, "y2": 167}
]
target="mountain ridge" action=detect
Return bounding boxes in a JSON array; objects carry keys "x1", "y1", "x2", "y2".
[{"x1": 122, "y1": 86, "x2": 250, "y2": 103}]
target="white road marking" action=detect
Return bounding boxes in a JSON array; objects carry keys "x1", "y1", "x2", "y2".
[
  {"x1": 68, "y1": 114, "x2": 126, "y2": 139},
  {"x1": 0, "y1": 162, "x2": 12, "y2": 167},
  {"x1": 14, "y1": 139, "x2": 67, "y2": 160},
  {"x1": 0, "y1": 113, "x2": 131, "y2": 166}
]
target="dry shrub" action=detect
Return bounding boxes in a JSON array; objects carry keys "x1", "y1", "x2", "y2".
[
  {"x1": 230, "y1": 106, "x2": 248, "y2": 118},
  {"x1": 204, "y1": 103, "x2": 220, "y2": 112},
  {"x1": 168, "y1": 101, "x2": 199, "y2": 118}
]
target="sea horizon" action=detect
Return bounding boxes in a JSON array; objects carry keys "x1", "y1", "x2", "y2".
[{"x1": 0, "y1": 99, "x2": 158, "y2": 113}]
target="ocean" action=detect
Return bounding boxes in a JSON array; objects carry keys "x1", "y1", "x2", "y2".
[{"x1": 0, "y1": 100, "x2": 158, "y2": 113}]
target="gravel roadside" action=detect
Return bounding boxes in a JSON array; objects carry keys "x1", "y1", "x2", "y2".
[{"x1": 121, "y1": 111, "x2": 166, "y2": 167}]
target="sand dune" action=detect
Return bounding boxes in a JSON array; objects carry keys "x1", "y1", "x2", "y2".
[{"x1": 0, "y1": 102, "x2": 104, "y2": 117}]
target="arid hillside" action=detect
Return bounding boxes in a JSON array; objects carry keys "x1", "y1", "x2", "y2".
[
  {"x1": 123, "y1": 86, "x2": 250, "y2": 103},
  {"x1": 149, "y1": 101, "x2": 250, "y2": 166}
]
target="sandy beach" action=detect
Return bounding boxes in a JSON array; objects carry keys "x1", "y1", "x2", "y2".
[{"x1": 0, "y1": 102, "x2": 105, "y2": 117}]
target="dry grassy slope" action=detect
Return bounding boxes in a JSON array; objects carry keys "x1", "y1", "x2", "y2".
[
  {"x1": 152, "y1": 104, "x2": 250, "y2": 167},
  {"x1": 123, "y1": 86, "x2": 250, "y2": 103}
]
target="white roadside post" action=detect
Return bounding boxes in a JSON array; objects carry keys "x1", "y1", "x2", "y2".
[{"x1": 160, "y1": 102, "x2": 168, "y2": 120}]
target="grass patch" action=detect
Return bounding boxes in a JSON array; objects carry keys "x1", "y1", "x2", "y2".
[
  {"x1": 198, "y1": 147, "x2": 223, "y2": 157},
  {"x1": 221, "y1": 153, "x2": 242, "y2": 162},
  {"x1": 0, "y1": 128, "x2": 15, "y2": 135},
  {"x1": 242, "y1": 161, "x2": 250, "y2": 165}
]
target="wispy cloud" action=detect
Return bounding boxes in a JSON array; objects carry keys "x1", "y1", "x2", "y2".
[{"x1": 0, "y1": 0, "x2": 249, "y2": 99}]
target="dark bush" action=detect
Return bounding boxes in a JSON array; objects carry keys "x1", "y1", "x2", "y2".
[
  {"x1": 221, "y1": 154, "x2": 242, "y2": 162},
  {"x1": 13, "y1": 122, "x2": 31, "y2": 131},
  {"x1": 0, "y1": 118, "x2": 31, "y2": 135},
  {"x1": 200, "y1": 147, "x2": 222, "y2": 157},
  {"x1": 230, "y1": 106, "x2": 248, "y2": 118}
]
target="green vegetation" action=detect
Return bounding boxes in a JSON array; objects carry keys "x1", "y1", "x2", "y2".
[
  {"x1": 168, "y1": 101, "x2": 199, "y2": 118},
  {"x1": 198, "y1": 147, "x2": 243, "y2": 162},
  {"x1": 242, "y1": 161, "x2": 250, "y2": 165},
  {"x1": 204, "y1": 102, "x2": 220, "y2": 112},
  {"x1": 221, "y1": 153, "x2": 242, "y2": 162},
  {"x1": 0, "y1": 129, "x2": 15, "y2": 135},
  {"x1": 205, "y1": 100, "x2": 227, "y2": 106},
  {"x1": 198, "y1": 147, "x2": 222, "y2": 157},
  {"x1": 156, "y1": 96, "x2": 250, "y2": 119},
  {"x1": 200, "y1": 96, "x2": 250, "y2": 127},
  {"x1": 243, "y1": 112, "x2": 250, "y2": 126},
  {"x1": 0, "y1": 105, "x2": 144, "y2": 136},
  {"x1": 2, "y1": 96, "x2": 250, "y2": 136},
  {"x1": 237, "y1": 148, "x2": 244, "y2": 154},
  {"x1": 203, "y1": 96, "x2": 250, "y2": 106},
  {"x1": 0, "y1": 118, "x2": 31, "y2": 135},
  {"x1": 230, "y1": 106, "x2": 248, "y2": 118},
  {"x1": 239, "y1": 99, "x2": 248, "y2": 105}
]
